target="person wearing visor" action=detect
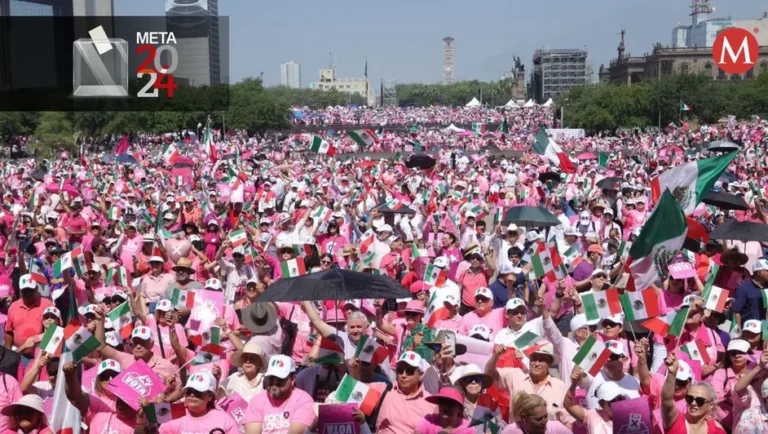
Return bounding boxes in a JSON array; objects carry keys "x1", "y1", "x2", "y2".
[
  {"x1": 661, "y1": 353, "x2": 726, "y2": 434},
  {"x1": 376, "y1": 351, "x2": 436, "y2": 434},
  {"x1": 244, "y1": 355, "x2": 315, "y2": 434},
  {"x1": 4, "y1": 274, "x2": 53, "y2": 367},
  {"x1": 0, "y1": 395, "x2": 52, "y2": 434}
]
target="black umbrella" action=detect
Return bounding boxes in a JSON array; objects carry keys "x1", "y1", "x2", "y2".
[
  {"x1": 702, "y1": 191, "x2": 749, "y2": 211},
  {"x1": 115, "y1": 154, "x2": 138, "y2": 165},
  {"x1": 596, "y1": 177, "x2": 622, "y2": 191},
  {"x1": 405, "y1": 154, "x2": 436, "y2": 170},
  {"x1": 503, "y1": 206, "x2": 560, "y2": 228},
  {"x1": 706, "y1": 141, "x2": 740, "y2": 153},
  {"x1": 30, "y1": 169, "x2": 47, "y2": 182},
  {"x1": 256, "y1": 268, "x2": 412, "y2": 301},
  {"x1": 538, "y1": 172, "x2": 561, "y2": 184},
  {"x1": 376, "y1": 202, "x2": 416, "y2": 215},
  {"x1": 682, "y1": 237, "x2": 701, "y2": 254},
  {"x1": 709, "y1": 221, "x2": 768, "y2": 242}
]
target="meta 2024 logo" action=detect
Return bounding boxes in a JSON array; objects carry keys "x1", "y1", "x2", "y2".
[{"x1": 712, "y1": 27, "x2": 760, "y2": 75}]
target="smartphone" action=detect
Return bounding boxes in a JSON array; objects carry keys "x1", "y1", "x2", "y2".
[{"x1": 443, "y1": 331, "x2": 456, "y2": 357}]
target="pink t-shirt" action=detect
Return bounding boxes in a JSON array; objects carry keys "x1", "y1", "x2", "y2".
[
  {"x1": 158, "y1": 409, "x2": 239, "y2": 434},
  {"x1": 144, "y1": 316, "x2": 189, "y2": 360},
  {"x1": 0, "y1": 373, "x2": 23, "y2": 432},
  {"x1": 503, "y1": 421, "x2": 572, "y2": 434},
  {"x1": 583, "y1": 409, "x2": 612, "y2": 434},
  {"x1": 87, "y1": 413, "x2": 135, "y2": 434},
  {"x1": 119, "y1": 234, "x2": 143, "y2": 273},
  {"x1": 414, "y1": 414, "x2": 474, "y2": 434},
  {"x1": 457, "y1": 308, "x2": 505, "y2": 338},
  {"x1": 245, "y1": 389, "x2": 316, "y2": 434}
]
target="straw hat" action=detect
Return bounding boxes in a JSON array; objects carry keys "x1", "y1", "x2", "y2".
[
  {"x1": 230, "y1": 343, "x2": 267, "y2": 368},
  {"x1": 172, "y1": 257, "x2": 195, "y2": 273}
]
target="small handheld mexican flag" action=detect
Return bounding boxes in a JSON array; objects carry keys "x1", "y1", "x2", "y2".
[
  {"x1": 680, "y1": 102, "x2": 691, "y2": 111},
  {"x1": 193, "y1": 327, "x2": 225, "y2": 365},
  {"x1": 228, "y1": 228, "x2": 248, "y2": 247},
  {"x1": 680, "y1": 340, "x2": 711, "y2": 364},
  {"x1": 315, "y1": 335, "x2": 345, "y2": 364},
  {"x1": 572, "y1": 336, "x2": 610, "y2": 376},
  {"x1": 619, "y1": 288, "x2": 661, "y2": 321},
  {"x1": 106, "y1": 302, "x2": 134, "y2": 339},
  {"x1": 171, "y1": 288, "x2": 196, "y2": 308},
  {"x1": 312, "y1": 206, "x2": 333, "y2": 222},
  {"x1": 580, "y1": 288, "x2": 622, "y2": 322},
  {"x1": 335, "y1": 374, "x2": 384, "y2": 416},
  {"x1": 641, "y1": 307, "x2": 688, "y2": 337},
  {"x1": 471, "y1": 394, "x2": 500, "y2": 423},
  {"x1": 355, "y1": 334, "x2": 389, "y2": 365},
  {"x1": 281, "y1": 258, "x2": 307, "y2": 278},
  {"x1": 530, "y1": 245, "x2": 567, "y2": 281},
  {"x1": 105, "y1": 266, "x2": 129, "y2": 287},
  {"x1": 703, "y1": 286, "x2": 729, "y2": 313},
  {"x1": 310, "y1": 136, "x2": 336, "y2": 156},
  {"x1": 144, "y1": 402, "x2": 186, "y2": 424},
  {"x1": 348, "y1": 129, "x2": 378, "y2": 147},
  {"x1": 616, "y1": 241, "x2": 632, "y2": 261},
  {"x1": 39, "y1": 325, "x2": 64, "y2": 356},
  {"x1": 64, "y1": 324, "x2": 101, "y2": 361},
  {"x1": 424, "y1": 264, "x2": 447, "y2": 287},
  {"x1": 493, "y1": 207, "x2": 504, "y2": 224}
]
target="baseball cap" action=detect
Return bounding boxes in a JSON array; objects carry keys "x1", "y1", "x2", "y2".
[
  {"x1": 205, "y1": 278, "x2": 223, "y2": 290},
  {"x1": 604, "y1": 340, "x2": 626, "y2": 356},
  {"x1": 155, "y1": 299, "x2": 173, "y2": 312},
  {"x1": 602, "y1": 313, "x2": 625, "y2": 326},
  {"x1": 442, "y1": 294, "x2": 459, "y2": 307},
  {"x1": 105, "y1": 331, "x2": 122, "y2": 347},
  {"x1": 469, "y1": 324, "x2": 492, "y2": 340},
  {"x1": 564, "y1": 227, "x2": 581, "y2": 237},
  {"x1": 505, "y1": 298, "x2": 525, "y2": 312},
  {"x1": 97, "y1": 359, "x2": 121, "y2": 376},
  {"x1": 591, "y1": 269, "x2": 608, "y2": 278},
  {"x1": 433, "y1": 256, "x2": 449, "y2": 269},
  {"x1": 184, "y1": 371, "x2": 217, "y2": 393},
  {"x1": 728, "y1": 339, "x2": 751, "y2": 353},
  {"x1": 596, "y1": 382, "x2": 627, "y2": 402},
  {"x1": 189, "y1": 234, "x2": 203, "y2": 243},
  {"x1": 753, "y1": 259, "x2": 768, "y2": 272},
  {"x1": 498, "y1": 262, "x2": 516, "y2": 275},
  {"x1": 19, "y1": 274, "x2": 36, "y2": 290},
  {"x1": 397, "y1": 351, "x2": 425, "y2": 371},
  {"x1": 743, "y1": 320, "x2": 762, "y2": 335},
  {"x1": 474, "y1": 287, "x2": 493, "y2": 300},
  {"x1": 149, "y1": 256, "x2": 164, "y2": 263},
  {"x1": 376, "y1": 224, "x2": 393, "y2": 233},
  {"x1": 344, "y1": 299, "x2": 362, "y2": 309},
  {"x1": 681, "y1": 295, "x2": 701, "y2": 307},
  {"x1": 232, "y1": 246, "x2": 246, "y2": 256},
  {"x1": 265, "y1": 355, "x2": 296, "y2": 379},
  {"x1": 570, "y1": 313, "x2": 599, "y2": 331},
  {"x1": 676, "y1": 360, "x2": 693, "y2": 382},
  {"x1": 43, "y1": 306, "x2": 61, "y2": 319},
  {"x1": 131, "y1": 326, "x2": 152, "y2": 342},
  {"x1": 163, "y1": 212, "x2": 175, "y2": 220},
  {"x1": 587, "y1": 244, "x2": 605, "y2": 255}
]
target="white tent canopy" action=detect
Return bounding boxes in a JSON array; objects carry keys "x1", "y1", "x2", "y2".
[
  {"x1": 542, "y1": 98, "x2": 554, "y2": 107},
  {"x1": 444, "y1": 124, "x2": 465, "y2": 133},
  {"x1": 523, "y1": 99, "x2": 536, "y2": 108},
  {"x1": 504, "y1": 99, "x2": 518, "y2": 107},
  {"x1": 465, "y1": 97, "x2": 481, "y2": 107}
]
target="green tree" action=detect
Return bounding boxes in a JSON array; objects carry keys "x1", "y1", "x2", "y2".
[
  {"x1": 226, "y1": 78, "x2": 291, "y2": 136},
  {"x1": 29, "y1": 112, "x2": 79, "y2": 158}
]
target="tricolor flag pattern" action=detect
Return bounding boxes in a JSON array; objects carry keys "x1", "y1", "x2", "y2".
[
  {"x1": 228, "y1": 228, "x2": 248, "y2": 247},
  {"x1": 680, "y1": 340, "x2": 711, "y2": 364},
  {"x1": 281, "y1": 258, "x2": 307, "y2": 278},
  {"x1": 572, "y1": 336, "x2": 611, "y2": 376},
  {"x1": 310, "y1": 136, "x2": 336, "y2": 156},
  {"x1": 106, "y1": 301, "x2": 134, "y2": 339},
  {"x1": 348, "y1": 129, "x2": 378, "y2": 148},
  {"x1": 64, "y1": 324, "x2": 101, "y2": 361},
  {"x1": 171, "y1": 288, "x2": 196, "y2": 308},
  {"x1": 354, "y1": 335, "x2": 390, "y2": 365},
  {"x1": 642, "y1": 307, "x2": 688, "y2": 337},
  {"x1": 424, "y1": 264, "x2": 447, "y2": 287},
  {"x1": 144, "y1": 402, "x2": 187, "y2": 424},
  {"x1": 619, "y1": 289, "x2": 661, "y2": 321},
  {"x1": 530, "y1": 246, "x2": 567, "y2": 281},
  {"x1": 39, "y1": 325, "x2": 64, "y2": 356},
  {"x1": 580, "y1": 288, "x2": 622, "y2": 322},
  {"x1": 335, "y1": 374, "x2": 384, "y2": 416},
  {"x1": 703, "y1": 286, "x2": 729, "y2": 313},
  {"x1": 315, "y1": 335, "x2": 345, "y2": 364}
]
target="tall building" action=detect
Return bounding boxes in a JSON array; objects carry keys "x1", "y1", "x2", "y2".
[
  {"x1": 166, "y1": 0, "x2": 222, "y2": 86},
  {"x1": 442, "y1": 37, "x2": 454, "y2": 85},
  {"x1": 280, "y1": 61, "x2": 301, "y2": 88},
  {"x1": 532, "y1": 48, "x2": 588, "y2": 103}
]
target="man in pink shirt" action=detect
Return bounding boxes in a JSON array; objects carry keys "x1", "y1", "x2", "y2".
[
  {"x1": 4, "y1": 274, "x2": 53, "y2": 365},
  {"x1": 457, "y1": 287, "x2": 505, "y2": 338},
  {"x1": 244, "y1": 355, "x2": 315, "y2": 434},
  {"x1": 376, "y1": 351, "x2": 437, "y2": 434}
]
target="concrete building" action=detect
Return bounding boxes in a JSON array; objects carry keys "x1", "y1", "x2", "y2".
[
  {"x1": 442, "y1": 36, "x2": 455, "y2": 85},
  {"x1": 310, "y1": 69, "x2": 375, "y2": 105},
  {"x1": 532, "y1": 48, "x2": 588, "y2": 103},
  {"x1": 671, "y1": 1, "x2": 768, "y2": 49},
  {"x1": 280, "y1": 61, "x2": 301, "y2": 89},
  {"x1": 165, "y1": 0, "x2": 222, "y2": 86}
]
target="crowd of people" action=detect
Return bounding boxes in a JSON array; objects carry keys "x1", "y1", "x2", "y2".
[
  {"x1": 0, "y1": 111, "x2": 767, "y2": 434},
  {"x1": 289, "y1": 105, "x2": 518, "y2": 126}
]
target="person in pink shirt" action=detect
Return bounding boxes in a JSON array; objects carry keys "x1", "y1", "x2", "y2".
[
  {"x1": 158, "y1": 371, "x2": 239, "y2": 434},
  {"x1": 0, "y1": 371, "x2": 23, "y2": 433},
  {"x1": 504, "y1": 393, "x2": 572, "y2": 434},
  {"x1": 376, "y1": 299, "x2": 424, "y2": 363},
  {"x1": 244, "y1": 355, "x2": 316, "y2": 434},
  {"x1": 139, "y1": 256, "x2": 176, "y2": 303},
  {"x1": 564, "y1": 374, "x2": 626, "y2": 434},
  {"x1": 376, "y1": 351, "x2": 436, "y2": 434},
  {"x1": 117, "y1": 222, "x2": 143, "y2": 274},
  {"x1": 131, "y1": 299, "x2": 188, "y2": 364},
  {"x1": 660, "y1": 353, "x2": 726, "y2": 434},
  {"x1": 0, "y1": 395, "x2": 52, "y2": 434},
  {"x1": 415, "y1": 387, "x2": 475, "y2": 434},
  {"x1": 711, "y1": 339, "x2": 760, "y2": 430},
  {"x1": 64, "y1": 359, "x2": 133, "y2": 428},
  {"x1": 457, "y1": 287, "x2": 505, "y2": 338}
]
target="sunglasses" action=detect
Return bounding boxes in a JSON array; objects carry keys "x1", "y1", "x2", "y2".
[
  {"x1": 684, "y1": 395, "x2": 710, "y2": 407},
  {"x1": 602, "y1": 321, "x2": 620, "y2": 328},
  {"x1": 404, "y1": 312, "x2": 421, "y2": 318},
  {"x1": 396, "y1": 366, "x2": 418, "y2": 376},
  {"x1": 461, "y1": 375, "x2": 485, "y2": 385},
  {"x1": 728, "y1": 351, "x2": 746, "y2": 358},
  {"x1": 320, "y1": 260, "x2": 332, "y2": 265},
  {"x1": 507, "y1": 309, "x2": 526, "y2": 317},
  {"x1": 98, "y1": 372, "x2": 117, "y2": 382},
  {"x1": 266, "y1": 376, "x2": 290, "y2": 386},
  {"x1": 608, "y1": 353, "x2": 625, "y2": 361}
]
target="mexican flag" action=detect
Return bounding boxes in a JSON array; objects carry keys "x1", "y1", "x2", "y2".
[
  {"x1": 619, "y1": 288, "x2": 661, "y2": 321},
  {"x1": 229, "y1": 228, "x2": 248, "y2": 247},
  {"x1": 171, "y1": 288, "x2": 196, "y2": 308},
  {"x1": 680, "y1": 102, "x2": 691, "y2": 111},
  {"x1": 162, "y1": 143, "x2": 180, "y2": 165},
  {"x1": 681, "y1": 340, "x2": 710, "y2": 364},
  {"x1": 64, "y1": 324, "x2": 100, "y2": 360},
  {"x1": 312, "y1": 206, "x2": 333, "y2": 222},
  {"x1": 471, "y1": 394, "x2": 500, "y2": 423},
  {"x1": 572, "y1": 336, "x2": 611, "y2": 376},
  {"x1": 203, "y1": 118, "x2": 217, "y2": 164},
  {"x1": 616, "y1": 241, "x2": 632, "y2": 260},
  {"x1": 530, "y1": 245, "x2": 567, "y2": 281},
  {"x1": 52, "y1": 250, "x2": 76, "y2": 278},
  {"x1": 642, "y1": 308, "x2": 688, "y2": 337},
  {"x1": 349, "y1": 130, "x2": 378, "y2": 147},
  {"x1": 424, "y1": 264, "x2": 447, "y2": 287},
  {"x1": 107, "y1": 207, "x2": 121, "y2": 220},
  {"x1": 650, "y1": 153, "x2": 737, "y2": 214},
  {"x1": 106, "y1": 302, "x2": 134, "y2": 339},
  {"x1": 471, "y1": 123, "x2": 486, "y2": 135},
  {"x1": 497, "y1": 117, "x2": 509, "y2": 135},
  {"x1": 145, "y1": 402, "x2": 186, "y2": 424},
  {"x1": 355, "y1": 335, "x2": 389, "y2": 365},
  {"x1": 629, "y1": 191, "x2": 688, "y2": 290},
  {"x1": 359, "y1": 231, "x2": 375, "y2": 254},
  {"x1": 194, "y1": 327, "x2": 225, "y2": 365},
  {"x1": 531, "y1": 126, "x2": 575, "y2": 173},
  {"x1": 580, "y1": 288, "x2": 622, "y2": 322},
  {"x1": 49, "y1": 352, "x2": 82, "y2": 434},
  {"x1": 493, "y1": 207, "x2": 504, "y2": 224},
  {"x1": 310, "y1": 136, "x2": 336, "y2": 155},
  {"x1": 335, "y1": 374, "x2": 383, "y2": 416},
  {"x1": 514, "y1": 331, "x2": 545, "y2": 355},
  {"x1": 315, "y1": 336, "x2": 344, "y2": 364},
  {"x1": 105, "y1": 266, "x2": 129, "y2": 287},
  {"x1": 424, "y1": 292, "x2": 451, "y2": 327},
  {"x1": 703, "y1": 286, "x2": 729, "y2": 313},
  {"x1": 39, "y1": 325, "x2": 64, "y2": 356},
  {"x1": 281, "y1": 258, "x2": 307, "y2": 278}
]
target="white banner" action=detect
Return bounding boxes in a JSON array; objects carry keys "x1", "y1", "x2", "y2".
[{"x1": 547, "y1": 128, "x2": 586, "y2": 140}]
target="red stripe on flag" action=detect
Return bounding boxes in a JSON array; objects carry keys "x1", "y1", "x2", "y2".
[
  {"x1": 695, "y1": 341, "x2": 712, "y2": 364},
  {"x1": 589, "y1": 349, "x2": 612, "y2": 377},
  {"x1": 642, "y1": 317, "x2": 671, "y2": 336},
  {"x1": 713, "y1": 289, "x2": 729, "y2": 312},
  {"x1": 641, "y1": 288, "x2": 661, "y2": 318},
  {"x1": 606, "y1": 289, "x2": 622, "y2": 315}
]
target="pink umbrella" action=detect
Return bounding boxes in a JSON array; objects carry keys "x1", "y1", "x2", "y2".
[
  {"x1": 576, "y1": 152, "x2": 597, "y2": 161},
  {"x1": 45, "y1": 182, "x2": 80, "y2": 197}
]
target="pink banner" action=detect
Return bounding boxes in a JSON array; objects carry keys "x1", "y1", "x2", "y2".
[
  {"x1": 317, "y1": 404, "x2": 360, "y2": 434},
  {"x1": 217, "y1": 392, "x2": 248, "y2": 434},
  {"x1": 612, "y1": 396, "x2": 651, "y2": 434},
  {"x1": 106, "y1": 359, "x2": 165, "y2": 410},
  {"x1": 190, "y1": 290, "x2": 223, "y2": 335}
]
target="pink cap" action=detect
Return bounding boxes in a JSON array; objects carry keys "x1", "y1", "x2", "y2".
[
  {"x1": 401, "y1": 300, "x2": 425, "y2": 315},
  {"x1": 426, "y1": 387, "x2": 465, "y2": 406}
]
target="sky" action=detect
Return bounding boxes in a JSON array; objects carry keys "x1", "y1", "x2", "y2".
[{"x1": 117, "y1": 0, "x2": 767, "y2": 88}]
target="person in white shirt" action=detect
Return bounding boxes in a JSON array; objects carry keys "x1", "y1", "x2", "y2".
[
  {"x1": 494, "y1": 298, "x2": 544, "y2": 347},
  {"x1": 579, "y1": 340, "x2": 641, "y2": 409},
  {"x1": 220, "y1": 343, "x2": 266, "y2": 402},
  {"x1": 217, "y1": 245, "x2": 255, "y2": 305}
]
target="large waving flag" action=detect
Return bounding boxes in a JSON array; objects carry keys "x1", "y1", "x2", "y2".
[
  {"x1": 531, "y1": 126, "x2": 575, "y2": 173},
  {"x1": 629, "y1": 190, "x2": 688, "y2": 291},
  {"x1": 203, "y1": 118, "x2": 217, "y2": 164},
  {"x1": 650, "y1": 152, "x2": 737, "y2": 214}
]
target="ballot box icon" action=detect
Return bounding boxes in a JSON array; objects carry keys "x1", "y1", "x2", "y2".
[{"x1": 72, "y1": 26, "x2": 129, "y2": 98}]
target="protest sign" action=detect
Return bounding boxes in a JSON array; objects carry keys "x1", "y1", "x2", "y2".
[
  {"x1": 612, "y1": 396, "x2": 651, "y2": 434},
  {"x1": 317, "y1": 404, "x2": 360, "y2": 434},
  {"x1": 106, "y1": 359, "x2": 165, "y2": 410}
]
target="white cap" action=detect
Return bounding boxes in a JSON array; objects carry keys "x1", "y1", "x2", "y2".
[
  {"x1": 681, "y1": 295, "x2": 701, "y2": 307},
  {"x1": 604, "y1": 340, "x2": 626, "y2": 356},
  {"x1": 184, "y1": 371, "x2": 217, "y2": 393},
  {"x1": 163, "y1": 212, "x2": 175, "y2": 220},
  {"x1": 728, "y1": 339, "x2": 751, "y2": 353},
  {"x1": 189, "y1": 235, "x2": 203, "y2": 243},
  {"x1": 344, "y1": 299, "x2": 362, "y2": 309},
  {"x1": 259, "y1": 218, "x2": 271, "y2": 225},
  {"x1": 442, "y1": 294, "x2": 459, "y2": 306},
  {"x1": 265, "y1": 355, "x2": 296, "y2": 379},
  {"x1": 397, "y1": 351, "x2": 425, "y2": 371},
  {"x1": 676, "y1": 360, "x2": 693, "y2": 382},
  {"x1": 433, "y1": 256, "x2": 449, "y2": 269},
  {"x1": 753, "y1": 259, "x2": 768, "y2": 272},
  {"x1": 105, "y1": 331, "x2": 122, "y2": 347},
  {"x1": 396, "y1": 297, "x2": 411, "y2": 304},
  {"x1": 19, "y1": 274, "x2": 36, "y2": 289},
  {"x1": 97, "y1": 359, "x2": 121, "y2": 375},
  {"x1": 596, "y1": 382, "x2": 627, "y2": 402},
  {"x1": 469, "y1": 324, "x2": 492, "y2": 340},
  {"x1": 591, "y1": 268, "x2": 608, "y2": 278},
  {"x1": 474, "y1": 287, "x2": 493, "y2": 300},
  {"x1": 565, "y1": 227, "x2": 581, "y2": 237},
  {"x1": 602, "y1": 313, "x2": 625, "y2": 326},
  {"x1": 743, "y1": 320, "x2": 762, "y2": 335},
  {"x1": 377, "y1": 224, "x2": 393, "y2": 233},
  {"x1": 205, "y1": 278, "x2": 222, "y2": 290},
  {"x1": 131, "y1": 326, "x2": 152, "y2": 341},
  {"x1": 155, "y1": 299, "x2": 174, "y2": 312},
  {"x1": 570, "y1": 313, "x2": 599, "y2": 331},
  {"x1": 498, "y1": 262, "x2": 516, "y2": 275},
  {"x1": 505, "y1": 298, "x2": 526, "y2": 312},
  {"x1": 111, "y1": 290, "x2": 128, "y2": 301},
  {"x1": 232, "y1": 246, "x2": 246, "y2": 256},
  {"x1": 43, "y1": 306, "x2": 61, "y2": 319},
  {"x1": 207, "y1": 219, "x2": 219, "y2": 227},
  {"x1": 149, "y1": 256, "x2": 164, "y2": 263}
]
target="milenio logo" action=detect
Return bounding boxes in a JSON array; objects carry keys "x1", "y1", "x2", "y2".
[{"x1": 712, "y1": 27, "x2": 759, "y2": 75}]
